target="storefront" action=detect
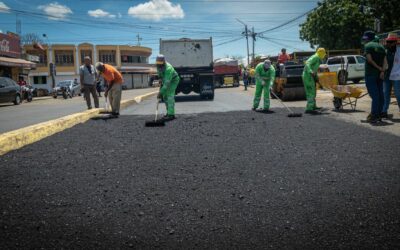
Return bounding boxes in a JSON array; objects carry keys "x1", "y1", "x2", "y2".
[{"x1": 0, "y1": 33, "x2": 35, "y2": 82}]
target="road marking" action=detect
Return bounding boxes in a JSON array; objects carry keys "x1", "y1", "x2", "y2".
[{"x1": 0, "y1": 91, "x2": 158, "y2": 156}]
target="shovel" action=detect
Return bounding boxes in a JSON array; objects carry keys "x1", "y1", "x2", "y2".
[{"x1": 145, "y1": 97, "x2": 165, "y2": 127}]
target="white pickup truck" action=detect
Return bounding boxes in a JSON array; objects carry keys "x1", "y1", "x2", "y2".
[{"x1": 324, "y1": 55, "x2": 366, "y2": 84}]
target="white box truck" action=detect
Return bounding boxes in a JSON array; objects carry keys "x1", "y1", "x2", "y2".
[{"x1": 160, "y1": 38, "x2": 214, "y2": 99}]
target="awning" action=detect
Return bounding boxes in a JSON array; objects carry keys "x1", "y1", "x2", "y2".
[{"x1": 0, "y1": 56, "x2": 36, "y2": 68}]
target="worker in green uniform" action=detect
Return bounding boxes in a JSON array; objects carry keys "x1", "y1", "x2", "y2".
[
  {"x1": 302, "y1": 48, "x2": 326, "y2": 114},
  {"x1": 156, "y1": 55, "x2": 180, "y2": 120},
  {"x1": 252, "y1": 59, "x2": 276, "y2": 112}
]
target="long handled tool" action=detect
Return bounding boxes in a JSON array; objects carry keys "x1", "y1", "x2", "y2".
[
  {"x1": 270, "y1": 88, "x2": 302, "y2": 117},
  {"x1": 145, "y1": 98, "x2": 165, "y2": 127}
]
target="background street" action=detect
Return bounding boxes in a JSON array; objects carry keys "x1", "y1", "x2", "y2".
[
  {"x1": 0, "y1": 88, "x2": 155, "y2": 134},
  {"x1": 1, "y1": 87, "x2": 399, "y2": 249}
]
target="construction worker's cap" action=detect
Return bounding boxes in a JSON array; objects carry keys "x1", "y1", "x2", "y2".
[
  {"x1": 263, "y1": 59, "x2": 272, "y2": 70},
  {"x1": 156, "y1": 54, "x2": 166, "y2": 65},
  {"x1": 316, "y1": 48, "x2": 326, "y2": 59}
]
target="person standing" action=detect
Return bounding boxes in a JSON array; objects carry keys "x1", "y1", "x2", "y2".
[
  {"x1": 302, "y1": 48, "x2": 326, "y2": 114},
  {"x1": 362, "y1": 31, "x2": 388, "y2": 123},
  {"x1": 156, "y1": 55, "x2": 180, "y2": 120},
  {"x1": 79, "y1": 56, "x2": 99, "y2": 109},
  {"x1": 278, "y1": 48, "x2": 291, "y2": 64},
  {"x1": 382, "y1": 33, "x2": 400, "y2": 118},
  {"x1": 252, "y1": 59, "x2": 275, "y2": 112},
  {"x1": 95, "y1": 62, "x2": 124, "y2": 117},
  {"x1": 243, "y1": 67, "x2": 249, "y2": 91}
]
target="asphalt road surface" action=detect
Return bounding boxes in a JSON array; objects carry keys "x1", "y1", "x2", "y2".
[{"x1": 1, "y1": 87, "x2": 400, "y2": 249}]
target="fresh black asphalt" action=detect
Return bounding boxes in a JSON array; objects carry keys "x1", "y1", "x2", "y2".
[{"x1": 1, "y1": 110, "x2": 400, "y2": 249}]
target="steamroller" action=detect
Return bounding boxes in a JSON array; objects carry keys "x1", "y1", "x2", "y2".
[{"x1": 271, "y1": 62, "x2": 306, "y2": 101}]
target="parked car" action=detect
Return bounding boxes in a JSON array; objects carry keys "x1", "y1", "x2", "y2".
[
  {"x1": 53, "y1": 80, "x2": 81, "y2": 98},
  {"x1": 0, "y1": 77, "x2": 22, "y2": 105},
  {"x1": 324, "y1": 55, "x2": 366, "y2": 84}
]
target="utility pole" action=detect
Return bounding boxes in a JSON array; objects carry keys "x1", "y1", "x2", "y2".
[
  {"x1": 136, "y1": 34, "x2": 142, "y2": 46},
  {"x1": 251, "y1": 27, "x2": 256, "y2": 67},
  {"x1": 236, "y1": 19, "x2": 250, "y2": 67}
]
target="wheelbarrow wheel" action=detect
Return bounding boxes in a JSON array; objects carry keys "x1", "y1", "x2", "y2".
[{"x1": 333, "y1": 97, "x2": 342, "y2": 110}]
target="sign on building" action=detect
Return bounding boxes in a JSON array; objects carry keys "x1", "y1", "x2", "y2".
[{"x1": 0, "y1": 33, "x2": 21, "y2": 58}]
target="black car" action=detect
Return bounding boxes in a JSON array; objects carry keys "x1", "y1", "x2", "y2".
[{"x1": 0, "y1": 77, "x2": 22, "y2": 105}]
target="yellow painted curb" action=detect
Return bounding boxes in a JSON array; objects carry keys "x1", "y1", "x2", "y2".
[{"x1": 0, "y1": 90, "x2": 158, "y2": 156}]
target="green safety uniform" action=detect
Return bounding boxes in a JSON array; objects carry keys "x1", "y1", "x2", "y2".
[
  {"x1": 157, "y1": 62, "x2": 180, "y2": 116},
  {"x1": 302, "y1": 53, "x2": 321, "y2": 111},
  {"x1": 253, "y1": 62, "x2": 276, "y2": 109}
]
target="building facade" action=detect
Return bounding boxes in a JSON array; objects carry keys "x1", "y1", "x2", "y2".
[
  {"x1": 23, "y1": 43, "x2": 154, "y2": 91},
  {"x1": 0, "y1": 32, "x2": 35, "y2": 82}
]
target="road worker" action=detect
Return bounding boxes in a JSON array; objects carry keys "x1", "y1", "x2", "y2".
[{"x1": 252, "y1": 59, "x2": 276, "y2": 112}]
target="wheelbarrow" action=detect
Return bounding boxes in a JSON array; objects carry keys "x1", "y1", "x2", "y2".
[{"x1": 318, "y1": 72, "x2": 368, "y2": 111}]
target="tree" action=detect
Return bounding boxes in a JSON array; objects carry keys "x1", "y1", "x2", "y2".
[
  {"x1": 300, "y1": 0, "x2": 374, "y2": 50},
  {"x1": 21, "y1": 33, "x2": 44, "y2": 45}
]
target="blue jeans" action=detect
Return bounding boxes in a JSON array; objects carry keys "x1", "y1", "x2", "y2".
[
  {"x1": 365, "y1": 75, "x2": 384, "y2": 117},
  {"x1": 383, "y1": 79, "x2": 400, "y2": 112}
]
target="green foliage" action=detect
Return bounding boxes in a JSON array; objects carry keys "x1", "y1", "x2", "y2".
[
  {"x1": 366, "y1": 0, "x2": 400, "y2": 31},
  {"x1": 300, "y1": 0, "x2": 374, "y2": 50}
]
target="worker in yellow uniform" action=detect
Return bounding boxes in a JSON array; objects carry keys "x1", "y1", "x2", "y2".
[
  {"x1": 302, "y1": 48, "x2": 326, "y2": 114},
  {"x1": 252, "y1": 59, "x2": 276, "y2": 112}
]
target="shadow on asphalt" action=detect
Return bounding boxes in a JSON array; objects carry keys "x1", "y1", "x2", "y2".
[
  {"x1": 332, "y1": 109, "x2": 365, "y2": 113},
  {"x1": 174, "y1": 95, "x2": 213, "y2": 102}
]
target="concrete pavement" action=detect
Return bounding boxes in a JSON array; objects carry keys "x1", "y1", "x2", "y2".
[{"x1": 0, "y1": 88, "x2": 158, "y2": 134}]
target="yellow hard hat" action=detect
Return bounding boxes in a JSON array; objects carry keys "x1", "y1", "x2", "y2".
[{"x1": 317, "y1": 48, "x2": 326, "y2": 59}]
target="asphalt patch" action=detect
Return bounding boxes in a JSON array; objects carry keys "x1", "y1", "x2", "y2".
[{"x1": 1, "y1": 109, "x2": 400, "y2": 249}]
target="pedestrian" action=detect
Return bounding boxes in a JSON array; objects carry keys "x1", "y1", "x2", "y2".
[
  {"x1": 79, "y1": 56, "x2": 99, "y2": 110},
  {"x1": 302, "y1": 48, "x2": 326, "y2": 114},
  {"x1": 17, "y1": 76, "x2": 27, "y2": 86},
  {"x1": 96, "y1": 78, "x2": 102, "y2": 97},
  {"x1": 156, "y1": 54, "x2": 180, "y2": 121},
  {"x1": 243, "y1": 67, "x2": 249, "y2": 91},
  {"x1": 278, "y1": 48, "x2": 291, "y2": 64},
  {"x1": 362, "y1": 31, "x2": 388, "y2": 123},
  {"x1": 95, "y1": 62, "x2": 124, "y2": 117},
  {"x1": 382, "y1": 33, "x2": 400, "y2": 118},
  {"x1": 252, "y1": 59, "x2": 275, "y2": 113}
]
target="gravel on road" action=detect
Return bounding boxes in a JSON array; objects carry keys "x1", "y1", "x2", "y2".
[{"x1": 1, "y1": 110, "x2": 400, "y2": 249}]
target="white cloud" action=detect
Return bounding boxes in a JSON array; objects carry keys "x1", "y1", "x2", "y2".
[
  {"x1": 88, "y1": 9, "x2": 116, "y2": 18},
  {"x1": 38, "y1": 2, "x2": 72, "y2": 20},
  {"x1": 0, "y1": 2, "x2": 10, "y2": 13},
  {"x1": 128, "y1": 0, "x2": 184, "y2": 21}
]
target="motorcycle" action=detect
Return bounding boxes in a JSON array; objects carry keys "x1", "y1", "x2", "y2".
[
  {"x1": 21, "y1": 85, "x2": 33, "y2": 102},
  {"x1": 53, "y1": 86, "x2": 69, "y2": 99}
]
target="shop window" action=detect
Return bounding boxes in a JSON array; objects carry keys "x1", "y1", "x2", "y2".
[
  {"x1": 99, "y1": 50, "x2": 116, "y2": 65},
  {"x1": 121, "y1": 55, "x2": 148, "y2": 64},
  {"x1": 33, "y1": 76, "x2": 47, "y2": 84},
  {"x1": 54, "y1": 50, "x2": 74, "y2": 66}
]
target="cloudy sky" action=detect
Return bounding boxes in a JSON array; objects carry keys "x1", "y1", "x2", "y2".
[{"x1": 0, "y1": 0, "x2": 318, "y2": 61}]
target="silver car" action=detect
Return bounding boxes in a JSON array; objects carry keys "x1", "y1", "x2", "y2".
[{"x1": 53, "y1": 80, "x2": 81, "y2": 98}]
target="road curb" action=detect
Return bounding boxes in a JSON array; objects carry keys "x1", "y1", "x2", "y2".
[{"x1": 0, "y1": 90, "x2": 158, "y2": 156}]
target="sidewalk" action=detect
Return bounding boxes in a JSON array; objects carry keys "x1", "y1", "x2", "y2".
[{"x1": 0, "y1": 88, "x2": 158, "y2": 134}]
